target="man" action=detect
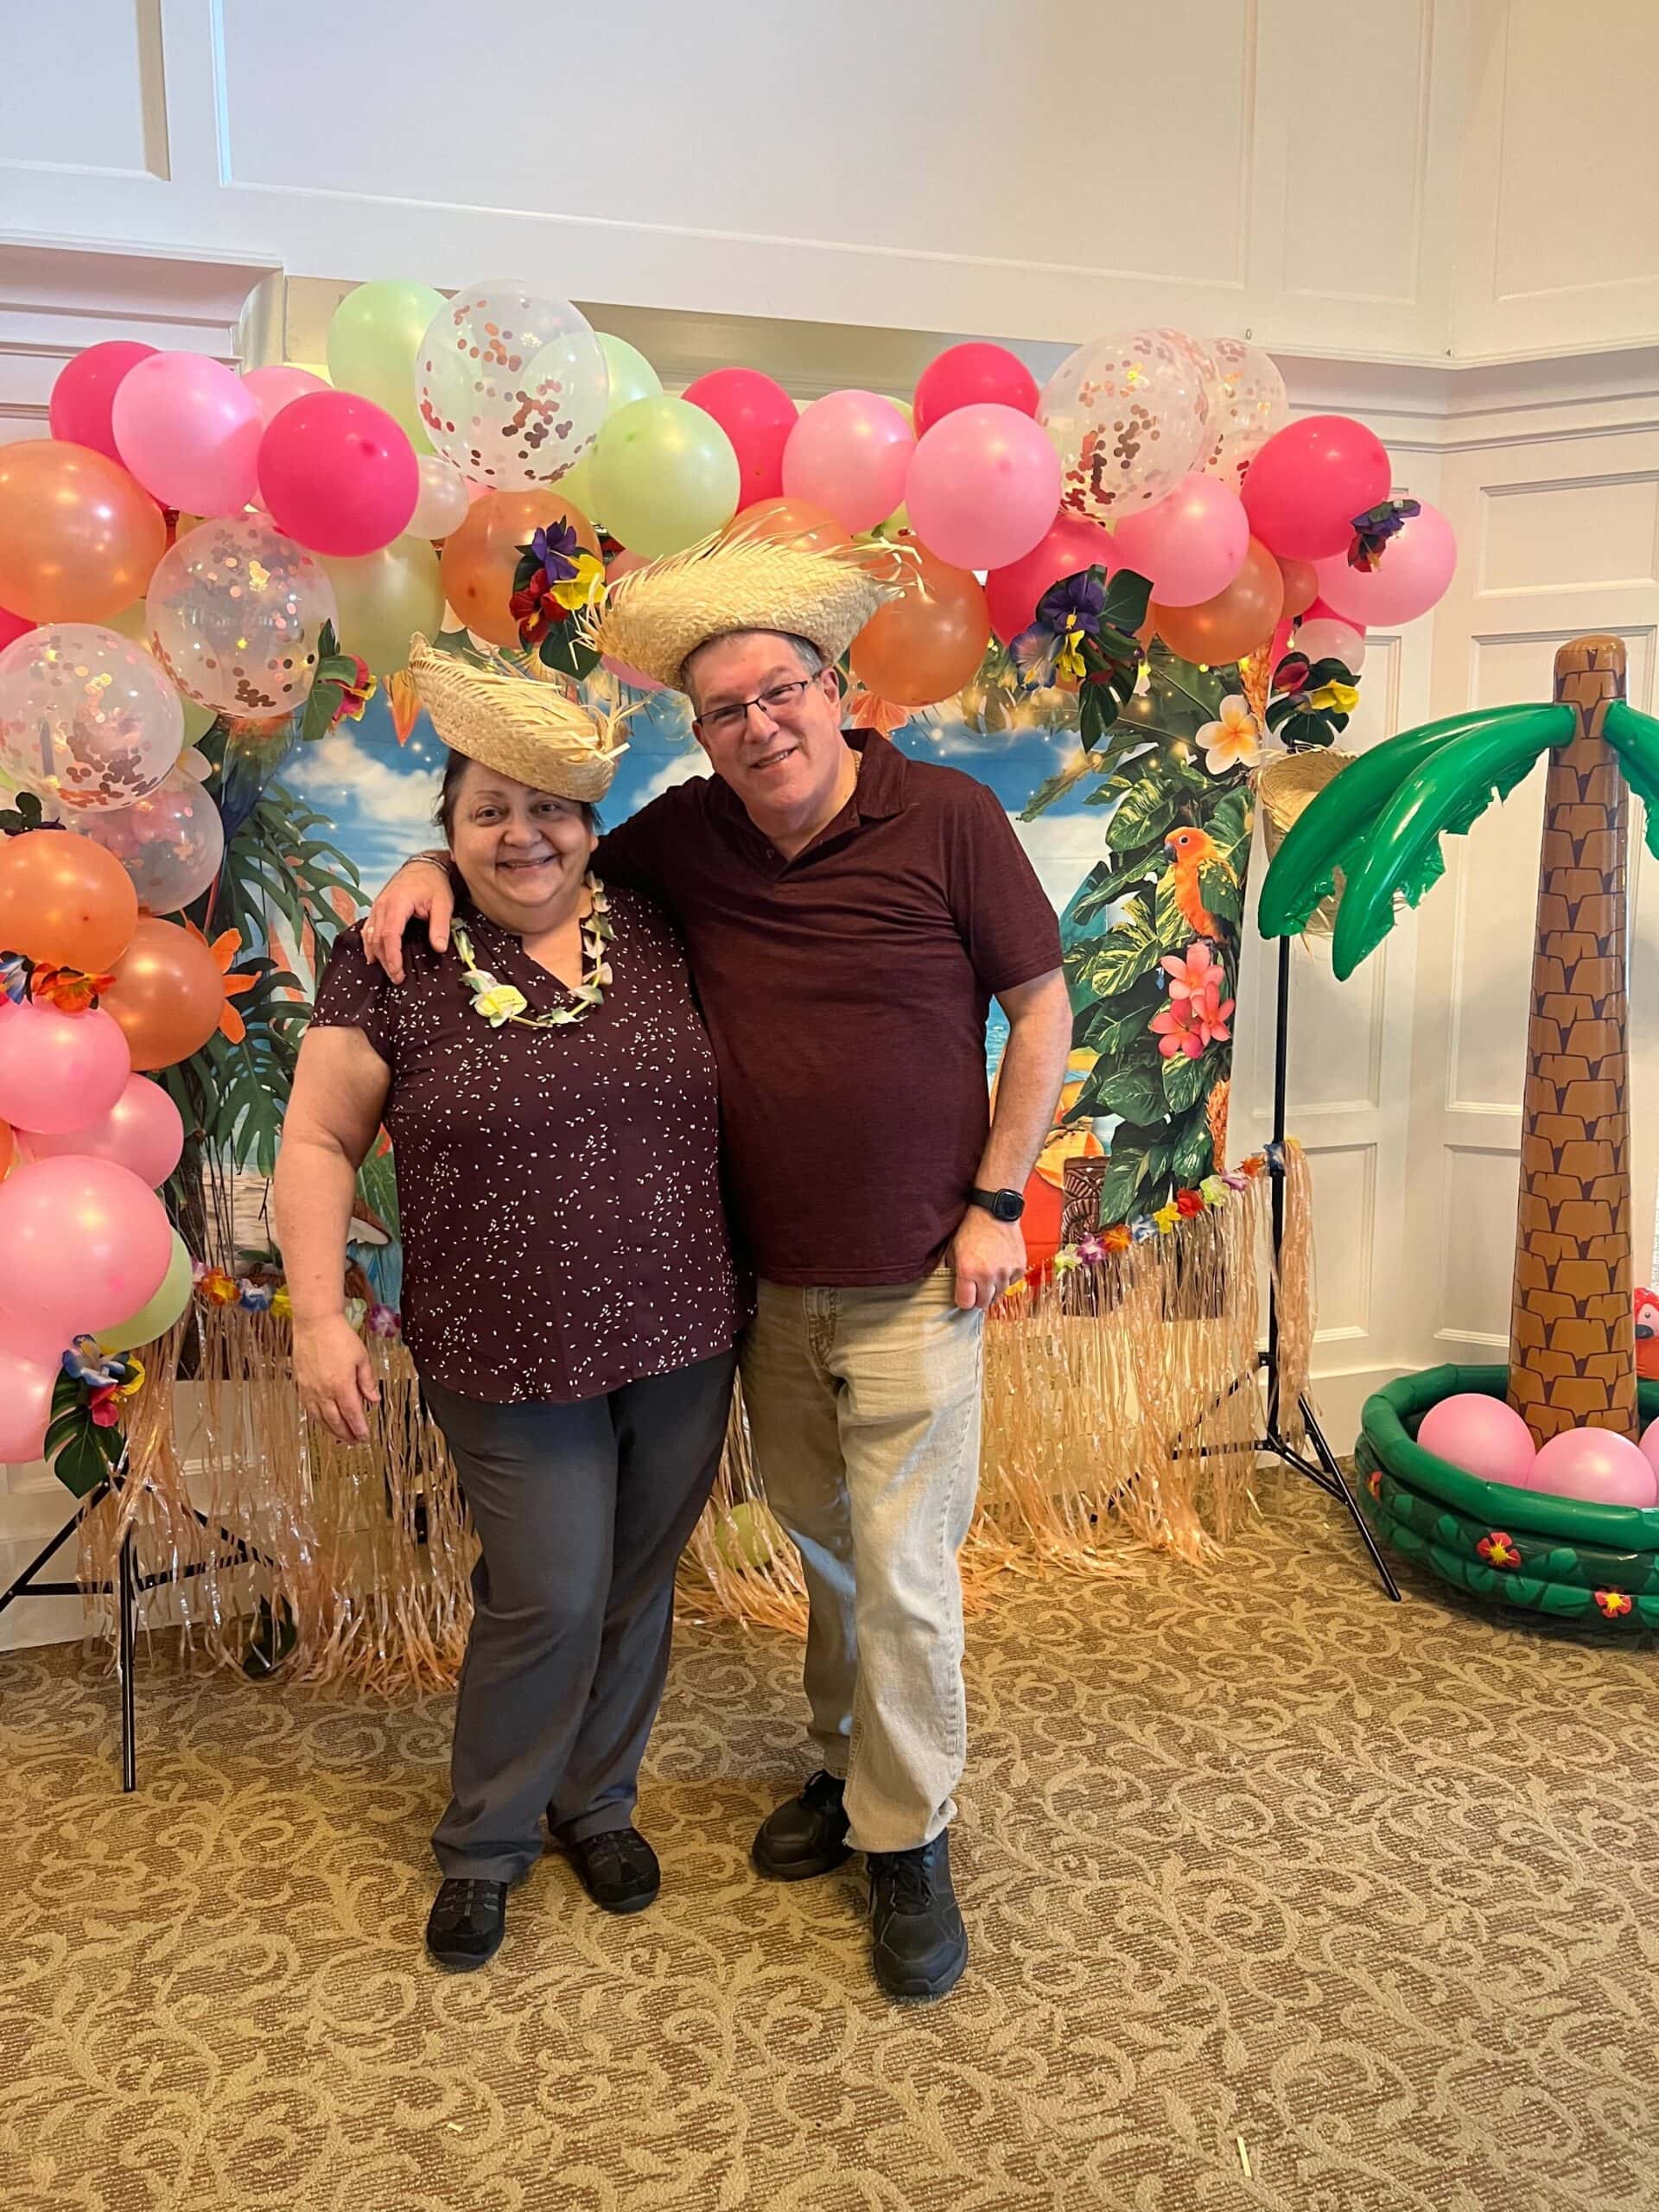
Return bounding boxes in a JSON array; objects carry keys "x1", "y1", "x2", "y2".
[{"x1": 362, "y1": 533, "x2": 1071, "y2": 2000}]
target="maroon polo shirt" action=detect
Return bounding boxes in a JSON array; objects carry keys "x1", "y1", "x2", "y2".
[{"x1": 596, "y1": 733, "x2": 1061, "y2": 1286}]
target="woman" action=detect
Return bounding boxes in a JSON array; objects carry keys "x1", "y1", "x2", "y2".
[{"x1": 274, "y1": 640, "x2": 746, "y2": 1971}]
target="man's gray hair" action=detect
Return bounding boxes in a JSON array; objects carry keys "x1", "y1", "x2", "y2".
[{"x1": 684, "y1": 629, "x2": 824, "y2": 707}]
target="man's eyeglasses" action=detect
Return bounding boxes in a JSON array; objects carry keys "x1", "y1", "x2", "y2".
[{"x1": 696, "y1": 677, "x2": 816, "y2": 741}]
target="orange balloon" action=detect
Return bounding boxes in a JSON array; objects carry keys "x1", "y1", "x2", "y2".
[
  {"x1": 849, "y1": 541, "x2": 990, "y2": 709},
  {"x1": 1277, "y1": 556, "x2": 1319, "y2": 620},
  {"x1": 0, "y1": 441, "x2": 167, "y2": 624},
  {"x1": 0, "y1": 829, "x2": 139, "y2": 970},
  {"x1": 439, "y1": 489, "x2": 599, "y2": 649},
  {"x1": 101, "y1": 917, "x2": 224, "y2": 1071},
  {"x1": 726, "y1": 496, "x2": 851, "y2": 557},
  {"x1": 1154, "y1": 538, "x2": 1286, "y2": 666}
]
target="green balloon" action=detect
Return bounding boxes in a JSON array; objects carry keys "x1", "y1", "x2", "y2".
[
  {"x1": 327, "y1": 279, "x2": 447, "y2": 454},
  {"x1": 558, "y1": 450, "x2": 595, "y2": 524},
  {"x1": 100, "y1": 1230, "x2": 193, "y2": 1353},
  {"x1": 589, "y1": 396, "x2": 740, "y2": 558},
  {"x1": 597, "y1": 333, "x2": 662, "y2": 416},
  {"x1": 321, "y1": 536, "x2": 445, "y2": 678}
]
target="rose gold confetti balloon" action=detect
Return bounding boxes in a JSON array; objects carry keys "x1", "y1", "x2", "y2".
[
  {"x1": 79, "y1": 762, "x2": 225, "y2": 914},
  {"x1": 0, "y1": 622, "x2": 182, "y2": 813},
  {"x1": 1037, "y1": 327, "x2": 1211, "y2": 523},
  {"x1": 145, "y1": 516, "x2": 336, "y2": 716},
  {"x1": 415, "y1": 281, "x2": 610, "y2": 492},
  {"x1": 1196, "y1": 336, "x2": 1290, "y2": 492}
]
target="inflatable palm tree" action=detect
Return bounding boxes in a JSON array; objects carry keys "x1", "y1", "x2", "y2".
[{"x1": 1260, "y1": 637, "x2": 1659, "y2": 1446}]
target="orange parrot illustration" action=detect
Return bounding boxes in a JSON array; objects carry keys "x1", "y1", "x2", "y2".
[{"x1": 1162, "y1": 825, "x2": 1237, "y2": 940}]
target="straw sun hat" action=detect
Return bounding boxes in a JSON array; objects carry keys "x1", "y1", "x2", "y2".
[
  {"x1": 582, "y1": 526, "x2": 907, "y2": 694},
  {"x1": 405, "y1": 634, "x2": 630, "y2": 803}
]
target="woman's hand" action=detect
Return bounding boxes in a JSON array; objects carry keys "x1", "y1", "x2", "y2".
[
  {"x1": 360, "y1": 855, "x2": 454, "y2": 983},
  {"x1": 293, "y1": 1313, "x2": 382, "y2": 1444}
]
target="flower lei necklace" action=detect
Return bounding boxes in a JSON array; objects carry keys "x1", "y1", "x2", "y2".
[{"x1": 453, "y1": 873, "x2": 613, "y2": 1029}]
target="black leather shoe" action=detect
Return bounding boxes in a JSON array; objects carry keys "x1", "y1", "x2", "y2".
[
  {"x1": 425, "y1": 1877, "x2": 508, "y2": 1970},
  {"x1": 751, "y1": 1769, "x2": 851, "y2": 1880},
  {"x1": 868, "y1": 1833, "x2": 968, "y2": 2000},
  {"x1": 567, "y1": 1826, "x2": 660, "y2": 1915}
]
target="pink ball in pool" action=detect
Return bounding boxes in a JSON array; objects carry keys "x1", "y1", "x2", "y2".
[
  {"x1": 1416, "y1": 1393, "x2": 1537, "y2": 1487},
  {"x1": 1527, "y1": 1426, "x2": 1658, "y2": 1510},
  {"x1": 1640, "y1": 1416, "x2": 1659, "y2": 1486}
]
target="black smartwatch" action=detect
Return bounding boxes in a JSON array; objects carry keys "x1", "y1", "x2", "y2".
[{"x1": 968, "y1": 1185, "x2": 1025, "y2": 1223}]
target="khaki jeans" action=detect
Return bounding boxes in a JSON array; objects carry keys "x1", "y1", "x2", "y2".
[{"x1": 741, "y1": 1270, "x2": 984, "y2": 1854}]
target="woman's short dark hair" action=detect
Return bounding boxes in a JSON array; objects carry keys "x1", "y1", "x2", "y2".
[{"x1": 434, "y1": 748, "x2": 601, "y2": 842}]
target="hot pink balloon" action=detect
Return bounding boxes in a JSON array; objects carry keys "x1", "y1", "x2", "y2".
[
  {"x1": 1417, "y1": 1392, "x2": 1537, "y2": 1488},
  {"x1": 985, "y1": 513, "x2": 1118, "y2": 646},
  {"x1": 914, "y1": 344, "x2": 1039, "y2": 435},
  {"x1": 683, "y1": 368, "x2": 798, "y2": 508},
  {"x1": 241, "y1": 364, "x2": 331, "y2": 428},
  {"x1": 22, "y1": 1072, "x2": 182, "y2": 1187},
  {"x1": 0, "y1": 1001, "x2": 130, "y2": 1136},
  {"x1": 0, "y1": 604, "x2": 32, "y2": 652},
  {"x1": 1313, "y1": 503, "x2": 1457, "y2": 628},
  {"x1": 111, "y1": 351, "x2": 264, "y2": 517},
  {"x1": 49, "y1": 341, "x2": 159, "y2": 463},
  {"x1": 0, "y1": 1344, "x2": 57, "y2": 1464},
  {"x1": 782, "y1": 391, "x2": 914, "y2": 536},
  {"x1": 1240, "y1": 415, "x2": 1392, "y2": 561},
  {"x1": 1112, "y1": 474, "x2": 1250, "y2": 608},
  {"x1": 258, "y1": 391, "x2": 419, "y2": 557},
  {"x1": 0, "y1": 1154, "x2": 171, "y2": 1334},
  {"x1": 1527, "y1": 1426, "x2": 1657, "y2": 1510},
  {"x1": 905, "y1": 404, "x2": 1062, "y2": 571}
]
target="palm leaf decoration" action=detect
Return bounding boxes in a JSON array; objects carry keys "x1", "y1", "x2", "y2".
[{"x1": 1604, "y1": 700, "x2": 1659, "y2": 857}]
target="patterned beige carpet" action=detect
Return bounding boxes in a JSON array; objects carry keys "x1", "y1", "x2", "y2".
[{"x1": 2, "y1": 1476, "x2": 1656, "y2": 2212}]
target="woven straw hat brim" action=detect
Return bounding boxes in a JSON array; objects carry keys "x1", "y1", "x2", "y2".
[
  {"x1": 582, "y1": 530, "x2": 906, "y2": 694},
  {"x1": 406, "y1": 636, "x2": 627, "y2": 803}
]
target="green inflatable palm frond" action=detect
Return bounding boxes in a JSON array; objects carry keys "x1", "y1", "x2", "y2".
[
  {"x1": 1605, "y1": 700, "x2": 1659, "y2": 862},
  {"x1": 1257, "y1": 704, "x2": 1571, "y2": 940},
  {"x1": 1332, "y1": 708, "x2": 1574, "y2": 979}
]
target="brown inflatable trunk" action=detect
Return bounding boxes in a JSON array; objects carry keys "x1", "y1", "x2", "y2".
[{"x1": 1507, "y1": 636, "x2": 1638, "y2": 1445}]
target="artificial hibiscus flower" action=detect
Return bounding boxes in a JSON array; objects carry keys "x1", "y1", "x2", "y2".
[{"x1": 30, "y1": 963, "x2": 114, "y2": 1014}]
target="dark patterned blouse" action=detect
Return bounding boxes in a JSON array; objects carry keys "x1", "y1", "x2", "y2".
[{"x1": 308, "y1": 880, "x2": 747, "y2": 1405}]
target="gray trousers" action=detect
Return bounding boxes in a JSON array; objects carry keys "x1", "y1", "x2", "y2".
[{"x1": 423, "y1": 1349, "x2": 736, "y2": 1884}]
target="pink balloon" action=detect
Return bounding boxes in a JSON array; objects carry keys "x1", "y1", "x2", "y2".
[
  {"x1": 0, "y1": 1344, "x2": 57, "y2": 1464},
  {"x1": 0, "y1": 1001, "x2": 131, "y2": 1136},
  {"x1": 22, "y1": 1073, "x2": 182, "y2": 1186},
  {"x1": 0, "y1": 1154, "x2": 171, "y2": 1334},
  {"x1": 683, "y1": 368, "x2": 798, "y2": 508},
  {"x1": 111, "y1": 352, "x2": 264, "y2": 516},
  {"x1": 1112, "y1": 474, "x2": 1249, "y2": 608},
  {"x1": 50, "y1": 342, "x2": 159, "y2": 463},
  {"x1": 241, "y1": 364, "x2": 331, "y2": 428},
  {"x1": 1527, "y1": 1427, "x2": 1658, "y2": 1510},
  {"x1": 1294, "y1": 615, "x2": 1367, "y2": 674},
  {"x1": 1417, "y1": 1392, "x2": 1537, "y2": 1488},
  {"x1": 782, "y1": 391, "x2": 914, "y2": 535},
  {"x1": 1240, "y1": 415, "x2": 1392, "y2": 561},
  {"x1": 258, "y1": 391, "x2": 419, "y2": 556},
  {"x1": 1641, "y1": 1416, "x2": 1659, "y2": 1486},
  {"x1": 1312, "y1": 503, "x2": 1457, "y2": 629},
  {"x1": 985, "y1": 513, "x2": 1118, "y2": 646},
  {"x1": 914, "y1": 344, "x2": 1039, "y2": 435},
  {"x1": 906, "y1": 404, "x2": 1062, "y2": 570}
]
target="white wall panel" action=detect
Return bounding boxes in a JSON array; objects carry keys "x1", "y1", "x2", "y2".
[
  {"x1": 1438, "y1": 1145, "x2": 1520, "y2": 1344},
  {"x1": 1477, "y1": 475, "x2": 1659, "y2": 597},
  {"x1": 0, "y1": 0, "x2": 167, "y2": 178}
]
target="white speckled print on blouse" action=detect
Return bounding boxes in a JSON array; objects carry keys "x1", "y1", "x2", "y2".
[{"x1": 308, "y1": 886, "x2": 747, "y2": 1405}]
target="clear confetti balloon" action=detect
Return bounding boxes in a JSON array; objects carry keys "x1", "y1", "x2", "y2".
[
  {"x1": 1197, "y1": 337, "x2": 1290, "y2": 491},
  {"x1": 146, "y1": 517, "x2": 337, "y2": 716},
  {"x1": 0, "y1": 623, "x2": 183, "y2": 814},
  {"x1": 78, "y1": 763, "x2": 226, "y2": 914},
  {"x1": 415, "y1": 281, "x2": 610, "y2": 491},
  {"x1": 1037, "y1": 327, "x2": 1211, "y2": 522}
]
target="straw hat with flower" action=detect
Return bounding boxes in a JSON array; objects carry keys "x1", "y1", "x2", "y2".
[
  {"x1": 405, "y1": 634, "x2": 630, "y2": 803},
  {"x1": 581, "y1": 525, "x2": 909, "y2": 696}
]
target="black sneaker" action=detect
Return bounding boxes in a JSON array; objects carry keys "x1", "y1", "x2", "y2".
[
  {"x1": 566, "y1": 1826, "x2": 661, "y2": 1915},
  {"x1": 751, "y1": 1770, "x2": 851, "y2": 1880},
  {"x1": 868, "y1": 1833, "x2": 968, "y2": 2000},
  {"x1": 425, "y1": 1877, "x2": 508, "y2": 1970}
]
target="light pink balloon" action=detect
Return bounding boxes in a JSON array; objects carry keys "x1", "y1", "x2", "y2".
[
  {"x1": 1527, "y1": 1426, "x2": 1658, "y2": 1510},
  {"x1": 0, "y1": 1154, "x2": 171, "y2": 1334},
  {"x1": 1111, "y1": 474, "x2": 1249, "y2": 608},
  {"x1": 1313, "y1": 503, "x2": 1457, "y2": 628},
  {"x1": 904, "y1": 404, "x2": 1062, "y2": 570},
  {"x1": 0, "y1": 1001, "x2": 131, "y2": 1135},
  {"x1": 111, "y1": 351, "x2": 264, "y2": 516},
  {"x1": 1642, "y1": 1415, "x2": 1659, "y2": 1486},
  {"x1": 409, "y1": 454, "x2": 472, "y2": 539},
  {"x1": 22, "y1": 1073, "x2": 182, "y2": 1186},
  {"x1": 1294, "y1": 615, "x2": 1367, "y2": 674},
  {"x1": 782, "y1": 391, "x2": 914, "y2": 535},
  {"x1": 1417, "y1": 1392, "x2": 1537, "y2": 1487},
  {"x1": 0, "y1": 1344, "x2": 57, "y2": 1464},
  {"x1": 241, "y1": 365, "x2": 331, "y2": 427}
]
